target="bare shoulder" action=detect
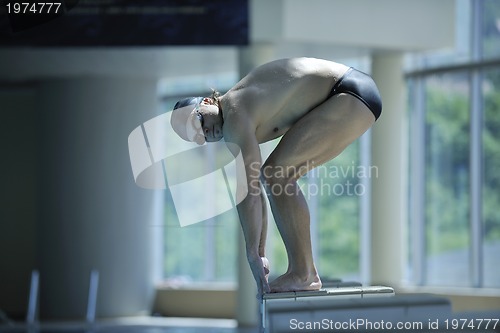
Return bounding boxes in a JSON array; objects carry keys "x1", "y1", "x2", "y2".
[
  {"x1": 255, "y1": 57, "x2": 346, "y2": 75},
  {"x1": 231, "y1": 57, "x2": 348, "y2": 91},
  {"x1": 289, "y1": 57, "x2": 349, "y2": 77},
  {"x1": 254, "y1": 57, "x2": 343, "y2": 69}
]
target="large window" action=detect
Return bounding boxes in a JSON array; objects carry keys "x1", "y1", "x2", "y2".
[
  {"x1": 424, "y1": 72, "x2": 471, "y2": 287},
  {"x1": 407, "y1": 0, "x2": 500, "y2": 288}
]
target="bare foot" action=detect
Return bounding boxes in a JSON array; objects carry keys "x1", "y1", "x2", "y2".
[{"x1": 269, "y1": 272, "x2": 322, "y2": 293}]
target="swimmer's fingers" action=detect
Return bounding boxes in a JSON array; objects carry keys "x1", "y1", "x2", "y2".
[{"x1": 248, "y1": 256, "x2": 271, "y2": 298}]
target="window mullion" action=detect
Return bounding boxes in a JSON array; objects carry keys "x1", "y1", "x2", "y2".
[
  {"x1": 360, "y1": 130, "x2": 372, "y2": 285},
  {"x1": 470, "y1": 70, "x2": 483, "y2": 288},
  {"x1": 469, "y1": 0, "x2": 483, "y2": 289}
]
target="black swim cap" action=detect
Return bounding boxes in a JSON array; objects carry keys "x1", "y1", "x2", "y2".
[{"x1": 173, "y1": 97, "x2": 204, "y2": 110}]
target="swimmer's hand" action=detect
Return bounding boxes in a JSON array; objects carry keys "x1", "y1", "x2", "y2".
[{"x1": 247, "y1": 255, "x2": 271, "y2": 300}]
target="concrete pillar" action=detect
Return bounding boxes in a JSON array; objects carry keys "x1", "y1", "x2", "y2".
[
  {"x1": 236, "y1": 44, "x2": 274, "y2": 328},
  {"x1": 0, "y1": 87, "x2": 38, "y2": 317},
  {"x1": 370, "y1": 53, "x2": 408, "y2": 287},
  {"x1": 36, "y1": 77, "x2": 162, "y2": 319}
]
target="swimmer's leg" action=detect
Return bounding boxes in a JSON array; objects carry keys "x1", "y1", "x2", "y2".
[{"x1": 261, "y1": 93, "x2": 375, "y2": 293}]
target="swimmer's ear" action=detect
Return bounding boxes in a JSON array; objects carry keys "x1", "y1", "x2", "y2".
[{"x1": 202, "y1": 97, "x2": 213, "y2": 105}]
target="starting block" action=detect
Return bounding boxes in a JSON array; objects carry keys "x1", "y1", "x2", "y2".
[{"x1": 261, "y1": 285, "x2": 395, "y2": 332}]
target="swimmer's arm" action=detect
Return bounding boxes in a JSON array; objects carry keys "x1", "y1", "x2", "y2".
[
  {"x1": 224, "y1": 115, "x2": 270, "y2": 294},
  {"x1": 225, "y1": 121, "x2": 263, "y2": 257}
]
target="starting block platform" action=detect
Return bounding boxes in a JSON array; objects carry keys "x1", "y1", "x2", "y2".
[
  {"x1": 261, "y1": 284, "x2": 455, "y2": 332},
  {"x1": 262, "y1": 285, "x2": 395, "y2": 331},
  {"x1": 263, "y1": 285, "x2": 394, "y2": 302}
]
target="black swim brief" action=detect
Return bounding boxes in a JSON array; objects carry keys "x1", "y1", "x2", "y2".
[{"x1": 328, "y1": 67, "x2": 382, "y2": 120}]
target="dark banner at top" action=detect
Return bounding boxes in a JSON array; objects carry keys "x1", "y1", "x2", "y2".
[{"x1": 0, "y1": 0, "x2": 248, "y2": 46}]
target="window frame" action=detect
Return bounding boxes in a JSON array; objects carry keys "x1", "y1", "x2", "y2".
[{"x1": 406, "y1": 0, "x2": 500, "y2": 289}]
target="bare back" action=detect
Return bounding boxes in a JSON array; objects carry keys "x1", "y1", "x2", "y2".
[{"x1": 220, "y1": 57, "x2": 349, "y2": 143}]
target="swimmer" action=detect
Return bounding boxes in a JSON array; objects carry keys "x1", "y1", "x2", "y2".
[{"x1": 171, "y1": 57, "x2": 382, "y2": 298}]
